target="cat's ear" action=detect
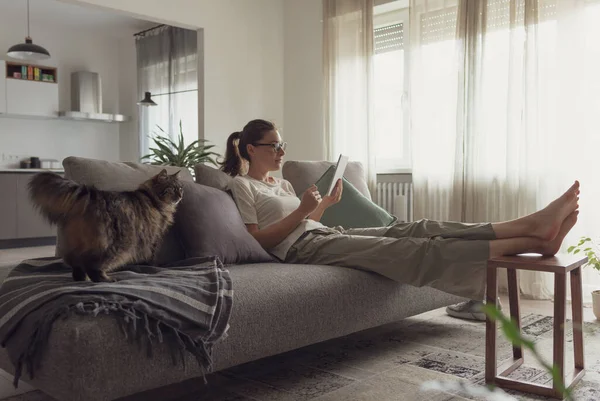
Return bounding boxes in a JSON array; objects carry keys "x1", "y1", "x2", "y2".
[{"x1": 155, "y1": 169, "x2": 168, "y2": 181}]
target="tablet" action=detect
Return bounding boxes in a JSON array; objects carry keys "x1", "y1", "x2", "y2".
[{"x1": 327, "y1": 154, "x2": 349, "y2": 196}]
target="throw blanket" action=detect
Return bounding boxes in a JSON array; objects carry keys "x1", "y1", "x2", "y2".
[{"x1": 0, "y1": 256, "x2": 233, "y2": 387}]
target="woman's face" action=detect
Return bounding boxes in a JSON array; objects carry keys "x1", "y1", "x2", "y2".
[{"x1": 247, "y1": 129, "x2": 287, "y2": 172}]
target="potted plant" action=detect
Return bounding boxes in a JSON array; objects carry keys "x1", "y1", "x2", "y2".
[
  {"x1": 568, "y1": 236, "x2": 600, "y2": 319},
  {"x1": 141, "y1": 121, "x2": 220, "y2": 177}
]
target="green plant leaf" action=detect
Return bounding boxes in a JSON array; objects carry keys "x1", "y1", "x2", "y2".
[
  {"x1": 177, "y1": 121, "x2": 185, "y2": 155},
  {"x1": 182, "y1": 141, "x2": 200, "y2": 158},
  {"x1": 140, "y1": 120, "x2": 222, "y2": 173},
  {"x1": 154, "y1": 140, "x2": 175, "y2": 155},
  {"x1": 567, "y1": 246, "x2": 576, "y2": 253}
]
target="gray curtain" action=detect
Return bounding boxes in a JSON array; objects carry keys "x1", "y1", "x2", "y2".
[{"x1": 136, "y1": 25, "x2": 198, "y2": 158}]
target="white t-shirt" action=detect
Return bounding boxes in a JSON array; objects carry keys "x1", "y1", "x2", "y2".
[{"x1": 229, "y1": 175, "x2": 326, "y2": 260}]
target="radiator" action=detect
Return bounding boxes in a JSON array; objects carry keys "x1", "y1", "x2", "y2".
[{"x1": 375, "y1": 174, "x2": 413, "y2": 222}]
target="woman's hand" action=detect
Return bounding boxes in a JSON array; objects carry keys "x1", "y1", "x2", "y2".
[
  {"x1": 307, "y1": 180, "x2": 343, "y2": 222},
  {"x1": 322, "y1": 179, "x2": 343, "y2": 208},
  {"x1": 298, "y1": 184, "x2": 321, "y2": 216}
]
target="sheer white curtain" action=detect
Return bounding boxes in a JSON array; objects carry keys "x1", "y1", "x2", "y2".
[
  {"x1": 538, "y1": 1, "x2": 600, "y2": 302},
  {"x1": 136, "y1": 26, "x2": 198, "y2": 158},
  {"x1": 459, "y1": 0, "x2": 552, "y2": 298},
  {"x1": 409, "y1": 0, "x2": 600, "y2": 301},
  {"x1": 323, "y1": 0, "x2": 377, "y2": 193},
  {"x1": 407, "y1": 0, "x2": 463, "y2": 222}
]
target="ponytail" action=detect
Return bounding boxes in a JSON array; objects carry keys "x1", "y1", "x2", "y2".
[
  {"x1": 219, "y1": 119, "x2": 277, "y2": 177},
  {"x1": 220, "y1": 131, "x2": 243, "y2": 176}
]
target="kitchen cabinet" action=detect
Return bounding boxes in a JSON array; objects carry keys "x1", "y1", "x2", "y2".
[
  {"x1": 0, "y1": 173, "x2": 60, "y2": 243},
  {"x1": 0, "y1": 175, "x2": 17, "y2": 239},
  {"x1": 0, "y1": 62, "x2": 6, "y2": 114},
  {"x1": 6, "y1": 79, "x2": 58, "y2": 117},
  {"x1": 16, "y1": 174, "x2": 56, "y2": 238}
]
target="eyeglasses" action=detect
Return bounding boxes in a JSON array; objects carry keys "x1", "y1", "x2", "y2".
[{"x1": 252, "y1": 142, "x2": 287, "y2": 153}]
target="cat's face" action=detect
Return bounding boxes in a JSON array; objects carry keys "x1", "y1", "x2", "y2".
[{"x1": 148, "y1": 169, "x2": 184, "y2": 204}]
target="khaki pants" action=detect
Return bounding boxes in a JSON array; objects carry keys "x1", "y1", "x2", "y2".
[{"x1": 284, "y1": 219, "x2": 497, "y2": 301}]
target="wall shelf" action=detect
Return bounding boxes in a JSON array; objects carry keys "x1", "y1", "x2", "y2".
[
  {"x1": 6, "y1": 76, "x2": 56, "y2": 84},
  {"x1": 5, "y1": 61, "x2": 57, "y2": 83},
  {"x1": 0, "y1": 112, "x2": 130, "y2": 123},
  {"x1": 1, "y1": 61, "x2": 129, "y2": 123}
]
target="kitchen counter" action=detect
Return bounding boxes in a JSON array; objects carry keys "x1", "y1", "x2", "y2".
[{"x1": 0, "y1": 169, "x2": 64, "y2": 173}]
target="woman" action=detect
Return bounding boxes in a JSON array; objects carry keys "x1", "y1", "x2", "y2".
[{"x1": 220, "y1": 119, "x2": 580, "y2": 320}]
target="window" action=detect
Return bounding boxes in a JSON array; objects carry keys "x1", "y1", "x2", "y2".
[
  {"x1": 373, "y1": 5, "x2": 410, "y2": 172},
  {"x1": 141, "y1": 54, "x2": 198, "y2": 148},
  {"x1": 136, "y1": 26, "x2": 199, "y2": 158}
]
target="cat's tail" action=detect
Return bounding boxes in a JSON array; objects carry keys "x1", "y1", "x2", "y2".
[{"x1": 28, "y1": 172, "x2": 87, "y2": 224}]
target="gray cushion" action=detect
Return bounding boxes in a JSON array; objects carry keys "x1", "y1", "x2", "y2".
[
  {"x1": 0, "y1": 262, "x2": 464, "y2": 401},
  {"x1": 63, "y1": 156, "x2": 194, "y2": 190},
  {"x1": 194, "y1": 164, "x2": 232, "y2": 192},
  {"x1": 152, "y1": 227, "x2": 185, "y2": 265},
  {"x1": 58, "y1": 157, "x2": 194, "y2": 265},
  {"x1": 282, "y1": 160, "x2": 371, "y2": 200},
  {"x1": 175, "y1": 181, "x2": 275, "y2": 265}
]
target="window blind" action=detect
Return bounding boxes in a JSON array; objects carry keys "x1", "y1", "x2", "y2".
[
  {"x1": 374, "y1": 23, "x2": 404, "y2": 54},
  {"x1": 420, "y1": 7, "x2": 458, "y2": 45},
  {"x1": 419, "y1": 0, "x2": 563, "y2": 46},
  {"x1": 486, "y1": 0, "x2": 557, "y2": 31}
]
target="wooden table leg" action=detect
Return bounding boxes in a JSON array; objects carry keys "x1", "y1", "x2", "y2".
[
  {"x1": 553, "y1": 273, "x2": 567, "y2": 396},
  {"x1": 507, "y1": 269, "x2": 523, "y2": 360},
  {"x1": 486, "y1": 265, "x2": 498, "y2": 384},
  {"x1": 485, "y1": 257, "x2": 588, "y2": 399},
  {"x1": 570, "y1": 266, "x2": 585, "y2": 370}
]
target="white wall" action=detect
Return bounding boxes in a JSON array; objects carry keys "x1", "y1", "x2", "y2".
[
  {"x1": 63, "y1": 0, "x2": 285, "y2": 161},
  {"x1": 0, "y1": 117, "x2": 119, "y2": 167},
  {"x1": 117, "y1": 35, "x2": 139, "y2": 162},
  {"x1": 283, "y1": 0, "x2": 326, "y2": 163},
  {"x1": 0, "y1": 10, "x2": 135, "y2": 167}
]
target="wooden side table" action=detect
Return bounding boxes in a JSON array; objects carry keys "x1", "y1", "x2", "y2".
[{"x1": 485, "y1": 254, "x2": 588, "y2": 400}]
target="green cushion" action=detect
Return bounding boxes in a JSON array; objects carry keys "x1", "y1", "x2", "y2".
[{"x1": 313, "y1": 166, "x2": 397, "y2": 229}]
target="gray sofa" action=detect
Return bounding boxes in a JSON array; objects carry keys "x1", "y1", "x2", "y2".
[{"x1": 0, "y1": 158, "x2": 465, "y2": 401}]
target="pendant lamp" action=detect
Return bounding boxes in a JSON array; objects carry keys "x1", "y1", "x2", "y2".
[
  {"x1": 7, "y1": 0, "x2": 51, "y2": 61},
  {"x1": 137, "y1": 92, "x2": 158, "y2": 106}
]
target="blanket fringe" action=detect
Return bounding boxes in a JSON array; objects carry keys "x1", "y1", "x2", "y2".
[{"x1": 12, "y1": 300, "x2": 215, "y2": 388}]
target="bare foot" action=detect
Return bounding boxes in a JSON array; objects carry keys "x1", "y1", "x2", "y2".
[
  {"x1": 538, "y1": 210, "x2": 579, "y2": 256},
  {"x1": 529, "y1": 181, "x2": 579, "y2": 241}
]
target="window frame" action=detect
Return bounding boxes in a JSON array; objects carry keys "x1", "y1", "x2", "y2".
[{"x1": 373, "y1": 6, "x2": 411, "y2": 173}]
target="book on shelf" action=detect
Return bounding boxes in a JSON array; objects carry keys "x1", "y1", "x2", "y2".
[{"x1": 6, "y1": 62, "x2": 56, "y2": 83}]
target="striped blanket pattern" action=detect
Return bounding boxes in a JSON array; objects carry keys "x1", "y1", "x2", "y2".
[{"x1": 0, "y1": 256, "x2": 233, "y2": 387}]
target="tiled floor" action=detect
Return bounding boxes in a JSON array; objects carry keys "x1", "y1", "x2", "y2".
[{"x1": 0, "y1": 246, "x2": 598, "y2": 401}]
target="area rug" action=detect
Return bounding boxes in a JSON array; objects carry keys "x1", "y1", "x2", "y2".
[{"x1": 6, "y1": 309, "x2": 600, "y2": 401}]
